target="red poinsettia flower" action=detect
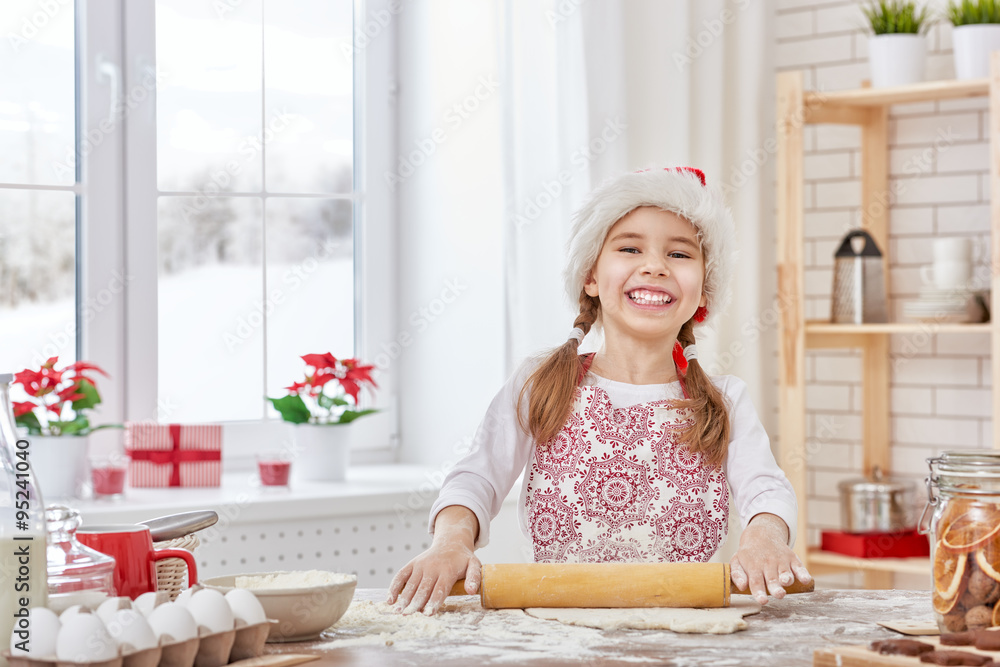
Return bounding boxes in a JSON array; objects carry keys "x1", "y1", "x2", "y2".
[
  {"x1": 11, "y1": 357, "x2": 108, "y2": 436},
  {"x1": 309, "y1": 371, "x2": 336, "y2": 389},
  {"x1": 284, "y1": 381, "x2": 309, "y2": 395},
  {"x1": 65, "y1": 361, "x2": 109, "y2": 377},
  {"x1": 301, "y1": 353, "x2": 338, "y2": 370},
  {"x1": 269, "y1": 352, "x2": 380, "y2": 425},
  {"x1": 12, "y1": 401, "x2": 36, "y2": 418},
  {"x1": 14, "y1": 366, "x2": 63, "y2": 397}
]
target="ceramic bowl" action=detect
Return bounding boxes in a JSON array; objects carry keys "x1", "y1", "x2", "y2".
[{"x1": 201, "y1": 571, "x2": 357, "y2": 642}]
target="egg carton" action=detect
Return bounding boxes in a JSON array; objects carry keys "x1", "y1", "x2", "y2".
[{"x1": 4, "y1": 620, "x2": 273, "y2": 667}]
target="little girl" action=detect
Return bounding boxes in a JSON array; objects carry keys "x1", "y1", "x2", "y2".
[{"x1": 388, "y1": 167, "x2": 811, "y2": 615}]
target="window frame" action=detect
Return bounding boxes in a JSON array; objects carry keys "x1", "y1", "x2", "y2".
[{"x1": 80, "y1": 0, "x2": 400, "y2": 463}]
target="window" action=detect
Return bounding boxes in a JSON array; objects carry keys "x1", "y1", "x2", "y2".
[
  {"x1": 152, "y1": 0, "x2": 356, "y2": 422},
  {"x1": 2, "y1": 0, "x2": 397, "y2": 453},
  {"x1": 0, "y1": 1, "x2": 78, "y2": 375}
]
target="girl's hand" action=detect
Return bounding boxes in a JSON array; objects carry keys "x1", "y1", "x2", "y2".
[
  {"x1": 386, "y1": 505, "x2": 481, "y2": 615},
  {"x1": 729, "y1": 513, "x2": 811, "y2": 605}
]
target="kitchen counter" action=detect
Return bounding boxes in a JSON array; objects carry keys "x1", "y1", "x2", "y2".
[{"x1": 268, "y1": 588, "x2": 934, "y2": 666}]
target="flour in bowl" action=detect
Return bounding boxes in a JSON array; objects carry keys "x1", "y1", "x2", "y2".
[{"x1": 236, "y1": 570, "x2": 355, "y2": 589}]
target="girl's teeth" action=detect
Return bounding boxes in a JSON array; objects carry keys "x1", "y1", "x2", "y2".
[{"x1": 629, "y1": 292, "x2": 671, "y2": 305}]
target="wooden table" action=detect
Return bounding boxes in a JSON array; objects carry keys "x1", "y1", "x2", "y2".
[{"x1": 265, "y1": 588, "x2": 935, "y2": 666}]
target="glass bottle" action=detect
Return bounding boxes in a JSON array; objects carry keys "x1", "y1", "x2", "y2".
[
  {"x1": 0, "y1": 374, "x2": 48, "y2": 663},
  {"x1": 45, "y1": 505, "x2": 116, "y2": 612},
  {"x1": 921, "y1": 451, "x2": 1000, "y2": 633}
]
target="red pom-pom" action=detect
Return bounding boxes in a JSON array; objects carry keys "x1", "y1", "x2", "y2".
[
  {"x1": 672, "y1": 340, "x2": 688, "y2": 376},
  {"x1": 694, "y1": 306, "x2": 708, "y2": 323}
]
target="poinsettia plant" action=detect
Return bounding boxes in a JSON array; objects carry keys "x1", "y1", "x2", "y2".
[
  {"x1": 268, "y1": 353, "x2": 379, "y2": 425},
  {"x1": 13, "y1": 357, "x2": 113, "y2": 436}
]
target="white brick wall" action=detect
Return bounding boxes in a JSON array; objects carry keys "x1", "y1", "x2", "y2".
[{"x1": 774, "y1": 0, "x2": 993, "y2": 590}]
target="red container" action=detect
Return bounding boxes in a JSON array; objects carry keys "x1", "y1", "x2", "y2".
[
  {"x1": 92, "y1": 465, "x2": 127, "y2": 496},
  {"x1": 258, "y1": 459, "x2": 291, "y2": 486},
  {"x1": 820, "y1": 529, "x2": 930, "y2": 559}
]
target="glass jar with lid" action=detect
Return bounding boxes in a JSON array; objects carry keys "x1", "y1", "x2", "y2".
[
  {"x1": 45, "y1": 505, "x2": 116, "y2": 612},
  {"x1": 921, "y1": 451, "x2": 1000, "y2": 633}
]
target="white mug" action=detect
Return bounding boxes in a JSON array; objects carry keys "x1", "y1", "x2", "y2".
[
  {"x1": 921, "y1": 260, "x2": 972, "y2": 291},
  {"x1": 932, "y1": 237, "x2": 973, "y2": 263}
]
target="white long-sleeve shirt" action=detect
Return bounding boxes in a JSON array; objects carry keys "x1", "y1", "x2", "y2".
[{"x1": 429, "y1": 358, "x2": 798, "y2": 551}]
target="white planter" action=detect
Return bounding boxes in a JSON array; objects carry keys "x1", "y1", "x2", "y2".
[
  {"x1": 292, "y1": 423, "x2": 353, "y2": 482},
  {"x1": 28, "y1": 434, "x2": 89, "y2": 502},
  {"x1": 952, "y1": 24, "x2": 1000, "y2": 79},
  {"x1": 868, "y1": 33, "x2": 926, "y2": 88}
]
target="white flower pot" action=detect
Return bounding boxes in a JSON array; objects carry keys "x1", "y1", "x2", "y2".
[
  {"x1": 292, "y1": 423, "x2": 353, "y2": 482},
  {"x1": 869, "y1": 33, "x2": 926, "y2": 88},
  {"x1": 952, "y1": 24, "x2": 1000, "y2": 79},
  {"x1": 28, "y1": 434, "x2": 89, "y2": 502}
]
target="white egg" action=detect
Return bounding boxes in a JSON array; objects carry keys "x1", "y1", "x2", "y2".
[
  {"x1": 224, "y1": 589, "x2": 266, "y2": 626},
  {"x1": 133, "y1": 592, "x2": 163, "y2": 618},
  {"x1": 186, "y1": 589, "x2": 234, "y2": 634},
  {"x1": 58, "y1": 605, "x2": 86, "y2": 623},
  {"x1": 106, "y1": 609, "x2": 157, "y2": 652},
  {"x1": 147, "y1": 602, "x2": 198, "y2": 643},
  {"x1": 10, "y1": 607, "x2": 60, "y2": 658},
  {"x1": 56, "y1": 612, "x2": 118, "y2": 662},
  {"x1": 173, "y1": 587, "x2": 196, "y2": 607},
  {"x1": 96, "y1": 597, "x2": 131, "y2": 625}
]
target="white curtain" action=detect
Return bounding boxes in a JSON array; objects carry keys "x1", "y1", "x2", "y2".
[{"x1": 501, "y1": 0, "x2": 776, "y2": 559}]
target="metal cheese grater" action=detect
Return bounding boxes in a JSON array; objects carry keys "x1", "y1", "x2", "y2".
[{"x1": 831, "y1": 229, "x2": 887, "y2": 324}]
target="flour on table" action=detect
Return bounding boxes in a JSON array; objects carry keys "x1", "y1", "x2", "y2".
[
  {"x1": 524, "y1": 597, "x2": 761, "y2": 634},
  {"x1": 318, "y1": 597, "x2": 647, "y2": 663},
  {"x1": 316, "y1": 595, "x2": 760, "y2": 663}
]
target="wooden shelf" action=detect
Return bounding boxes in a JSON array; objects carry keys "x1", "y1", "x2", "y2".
[
  {"x1": 804, "y1": 77, "x2": 987, "y2": 112},
  {"x1": 806, "y1": 321, "x2": 990, "y2": 334},
  {"x1": 807, "y1": 549, "x2": 930, "y2": 577},
  {"x1": 805, "y1": 322, "x2": 991, "y2": 349},
  {"x1": 777, "y1": 59, "x2": 1000, "y2": 587}
]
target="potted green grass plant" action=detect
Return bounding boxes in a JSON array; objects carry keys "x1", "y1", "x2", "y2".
[
  {"x1": 948, "y1": 0, "x2": 1000, "y2": 79},
  {"x1": 862, "y1": 1, "x2": 933, "y2": 87}
]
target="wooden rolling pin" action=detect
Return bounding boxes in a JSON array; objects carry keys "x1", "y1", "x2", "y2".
[{"x1": 447, "y1": 562, "x2": 814, "y2": 609}]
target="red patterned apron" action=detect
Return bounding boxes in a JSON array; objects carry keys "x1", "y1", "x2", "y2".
[{"x1": 524, "y1": 358, "x2": 729, "y2": 563}]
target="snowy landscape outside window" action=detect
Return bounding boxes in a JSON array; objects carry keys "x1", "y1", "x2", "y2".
[
  {"x1": 0, "y1": 3, "x2": 78, "y2": 377},
  {"x1": 155, "y1": 0, "x2": 356, "y2": 422}
]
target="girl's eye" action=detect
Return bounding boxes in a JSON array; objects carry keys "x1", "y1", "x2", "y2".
[
  {"x1": 669, "y1": 252, "x2": 690, "y2": 259},
  {"x1": 619, "y1": 247, "x2": 639, "y2": 254}
]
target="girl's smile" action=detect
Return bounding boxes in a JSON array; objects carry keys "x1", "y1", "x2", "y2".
[{"x1": 584, "y1": 206, "x2": 707, "y2": 338}]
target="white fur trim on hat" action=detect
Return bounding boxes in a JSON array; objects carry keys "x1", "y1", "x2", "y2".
[{"x1": 563, "y1": 167, "x2": 737, "y2": 328}]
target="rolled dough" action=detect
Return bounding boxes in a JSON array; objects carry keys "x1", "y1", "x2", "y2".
[{"x1": 523, "y1": 596, "x2": 761, "y2": 634}]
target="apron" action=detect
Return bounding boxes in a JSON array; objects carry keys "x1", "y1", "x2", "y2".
[{"x1": 524, "y1": 355, "x2": 729, "y2": 563}]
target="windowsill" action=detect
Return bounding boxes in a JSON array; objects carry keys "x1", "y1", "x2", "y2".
[{"x1": 73, "y1": 464, "x2": 441, "y2": 527}]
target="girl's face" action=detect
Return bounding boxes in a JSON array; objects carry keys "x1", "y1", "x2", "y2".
[{"x1": 584, "y1": 207, "x2": 707, "y2": 342}]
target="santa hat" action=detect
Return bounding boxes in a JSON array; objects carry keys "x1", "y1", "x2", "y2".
[{"x1": 564, "y1": 167, "x2": 737, "y2": 329}]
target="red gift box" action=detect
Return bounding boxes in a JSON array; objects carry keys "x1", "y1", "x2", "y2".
[
  {"x1": 125, "y1": 423, "x2": 222, "y2": 488},
  {"x1": 820, "y1": 529, "x2": 930, "y2": 559}
]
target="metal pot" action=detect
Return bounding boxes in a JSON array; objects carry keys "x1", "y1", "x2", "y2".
[{"x1": 838, "y1": 467, "x2": 916, "y2": 533}]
